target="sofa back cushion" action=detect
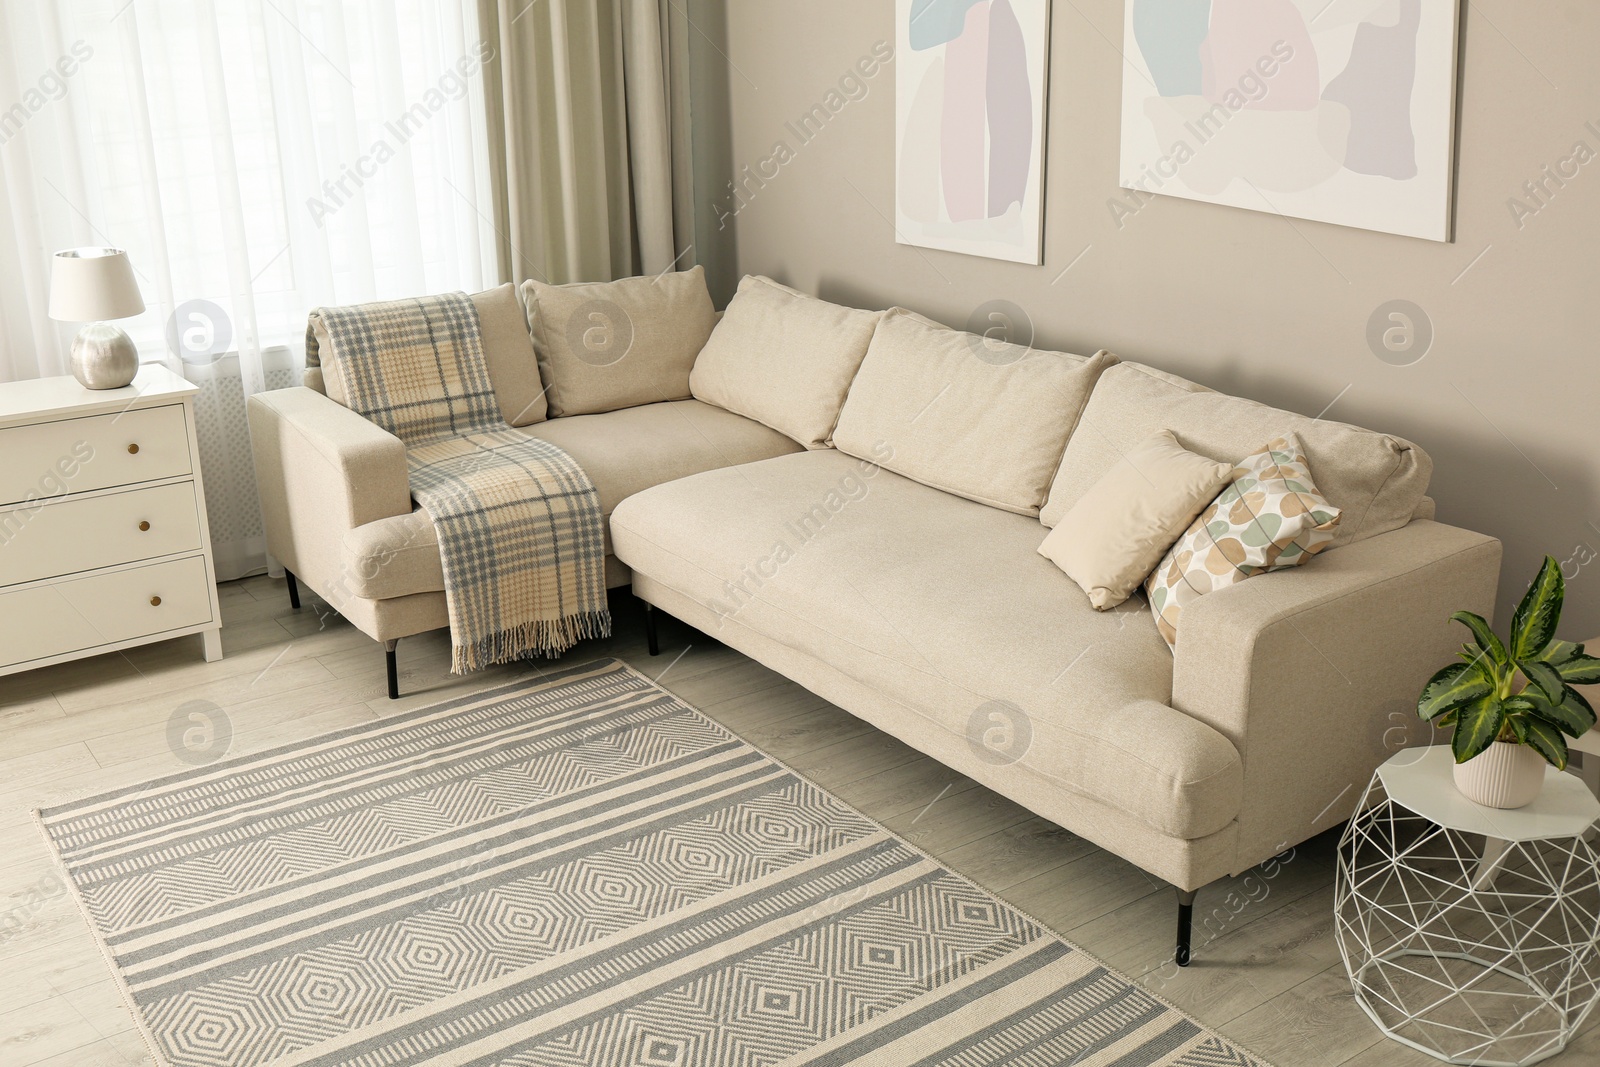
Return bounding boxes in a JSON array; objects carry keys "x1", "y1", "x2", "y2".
[
  {"x1": 520, "y1": 266, "x2": 716, "y2": 418},
  {"x1": 1042, "y1": 362, "x2": 1432, "y2": 547},
  {"x1": 316, "y1": 284, "x2": 548, "y2": 427},
  {"x1": 833, "y1": 308, "x2": 1114, "y2": 515},
  {"x1": 688, "y1": 275, "x2": 882, "y2": 449}
]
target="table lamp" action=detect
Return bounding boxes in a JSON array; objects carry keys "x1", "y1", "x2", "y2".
[{"x1": 48, "y1": 247, "x2": 146, "y2": 389}]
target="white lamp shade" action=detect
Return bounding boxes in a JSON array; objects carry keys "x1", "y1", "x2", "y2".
[{"x1": 48, "y1": 247, "x2": 146, "y2": 322}]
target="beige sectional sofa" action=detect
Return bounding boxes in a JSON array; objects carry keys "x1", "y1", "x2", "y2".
[{"x1": 249, "y1": 273, "x2": 1501, "y2": 965}]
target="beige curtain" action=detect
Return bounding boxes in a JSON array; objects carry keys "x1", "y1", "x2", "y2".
[{"x1": 478, "y1": 0, "x2": 692, "y2": 285}]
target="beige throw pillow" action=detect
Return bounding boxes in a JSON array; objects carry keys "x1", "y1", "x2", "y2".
[
  {"x1": 1038, "y1": 431, "x2": 1234, "y2": 610},
  {"x1": 689, "y1": 275, "x2": 882, "y2": 449},
  {"x1": 520, "y1": 266, "x2": 716, "y2": 418},
  {"x1": 1146, "y1": 435, "x2": 1342, "y2": 649},
  {"x1": 476, "y1": 283, "x2": 549, "y2": 426}
]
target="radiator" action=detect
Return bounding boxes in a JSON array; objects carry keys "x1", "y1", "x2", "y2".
[{"x1": 180, "y1": 347, "x2": 301, "y2": 582}]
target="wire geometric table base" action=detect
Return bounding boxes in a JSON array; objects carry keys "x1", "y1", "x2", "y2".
[{"x1": 1336, "y1": 749, "x2": 1600, "y2": 1066}]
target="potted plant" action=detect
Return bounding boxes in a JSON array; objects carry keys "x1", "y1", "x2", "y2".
[{"x1": 1418, "y1": 556, "x2": 1600, "y2": 808}]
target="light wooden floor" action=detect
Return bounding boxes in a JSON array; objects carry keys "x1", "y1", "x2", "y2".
[{"x1": 2, "y1": 575, "x2": 1596, "y2": 1067}]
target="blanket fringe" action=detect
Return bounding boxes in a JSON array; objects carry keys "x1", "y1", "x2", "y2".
[{"x1": 451, "y1": 610, "x2": 614, "y2": 674}]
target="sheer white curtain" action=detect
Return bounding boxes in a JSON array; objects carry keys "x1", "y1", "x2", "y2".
[{"x1": 0, "y1": 0, "x2": 499, "y2": 578}]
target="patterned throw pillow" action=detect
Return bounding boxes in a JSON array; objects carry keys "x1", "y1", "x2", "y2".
[{"x1": 1146, "y1": 435, "x2": 1342, "y2": 649}]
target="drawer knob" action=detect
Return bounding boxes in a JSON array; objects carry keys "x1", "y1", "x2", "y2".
[
  {"x1": 138, "y1": 520, "x2": 151, "y2": 532},
  {"x1": 127, "y1": 443, "x2": 140, "y2": 455},
  {"x1": 150, "y1": 596, "x2": 162, "y2": 607}
]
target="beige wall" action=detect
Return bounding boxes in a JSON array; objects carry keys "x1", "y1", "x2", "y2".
[{"x1": 709, "y1": 0, "x2": 1600, "y2": 638}]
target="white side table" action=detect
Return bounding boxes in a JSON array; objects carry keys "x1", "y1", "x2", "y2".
[{"x1": 1336, "y1": 747, "x2": 1600, "y2": 1066}]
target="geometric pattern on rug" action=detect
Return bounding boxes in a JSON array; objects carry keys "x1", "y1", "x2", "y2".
[{"x1": 38, "y1": 659, "x2": 1270, "y2": 1067}]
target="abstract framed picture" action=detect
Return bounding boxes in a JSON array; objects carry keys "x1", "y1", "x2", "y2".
[
  {"x1": 1118, "y1": 0, "x2": 1462, "y2": 242},
  {"x1": 896, "y1": 0, "x2": 1053, "y2": 264}
]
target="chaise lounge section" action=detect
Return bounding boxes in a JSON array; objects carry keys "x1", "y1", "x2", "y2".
[
  {"x1": 612, "y1": 452, "x2": 1499, "y2": 900},
  {"x1": 609, "y1": 310, "x2": 1502, "y2": 963}
]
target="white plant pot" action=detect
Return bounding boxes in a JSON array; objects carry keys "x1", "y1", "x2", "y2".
[{"x1": 1452, "y1": 741, "x2": 1547, "y2": 809}]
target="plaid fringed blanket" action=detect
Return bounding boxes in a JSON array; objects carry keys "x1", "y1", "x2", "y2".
[{"x1": 307, "y1": 293, "x2": 610, "y2": 671}]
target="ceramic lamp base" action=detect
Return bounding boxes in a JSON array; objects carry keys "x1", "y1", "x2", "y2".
[
  {"x1": 1453, "y1": 741, "x2": 1547, "y2": 809},
  {"x1": 70, "y1": 322, "x2": 139, "y2": 389}
]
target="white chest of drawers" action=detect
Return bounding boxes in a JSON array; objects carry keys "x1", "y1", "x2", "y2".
[{"x1": 0, "y1": 365, "x2": 223, "y2": 674}]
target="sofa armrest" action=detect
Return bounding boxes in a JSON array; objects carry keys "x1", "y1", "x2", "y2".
[
  {"x1": 248, "y1": 387, "x2": 412, "y2": 606},
  {"x1": 1172, "y1": 520, "x2": 1502, "y2": 871}
]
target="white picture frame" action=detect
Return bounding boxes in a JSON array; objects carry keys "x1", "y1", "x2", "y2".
[
  {"x1": 1117, "y1": 0, "x2": 1462, "y2": 242},
  {"x1": 895, "y1": 0, "x2": 1053, "y2": 264}
]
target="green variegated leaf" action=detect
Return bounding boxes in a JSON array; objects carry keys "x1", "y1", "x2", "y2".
[
  {"x1": 1539, "y1": 640, "x2": 1583, "y2": 667},
  {"x1": 1564, "y1": 686, "x2": 1597, "y2": 734},
  {"x1": 1536, "y1": 639, "x2": 1600, "y2": 684},
  {"x1": 1518, "y1": 685, "x2": 1596, "y2": 738},
  {"x1": 1418, "y1": 662, "x2": 1494, "y2": 722},
  {"x1": 1511, "y1": 715, "x2": 1568, "y2": 770},
  {"x1": 1510, "y1": 556, "x2": 1564, "y2": 661},
  {"x1": 1452, "y1": 694, "x2": 1505, "y2": 763},
  {"x1": 1452, "y1": 611, "x2": 1508, "y2": 666},
  {"x1": 1519, "y1": 659, "x2": 1567, "y2": 702},
  {"x1": 1556, "y1": 654, "x2": 1600, "y2": 686}
]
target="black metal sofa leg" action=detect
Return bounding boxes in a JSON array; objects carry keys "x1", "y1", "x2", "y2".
[
  {"x1": 286, "y1": 570, "x2": 301, "y2": 610},
  {"x1": 1176, "y1": 888, "x2": 1198, "y2": 967},
  {"x1": 385, "y1": 639, "x2": 401, "y2": 700},
  {"x1": 642, "y1": 602, "x2": 660, "y2": 657}
]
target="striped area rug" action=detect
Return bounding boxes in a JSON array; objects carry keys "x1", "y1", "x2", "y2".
[{"x1": 38, "y1": 659, "x2": 1268, "y2": 1067}]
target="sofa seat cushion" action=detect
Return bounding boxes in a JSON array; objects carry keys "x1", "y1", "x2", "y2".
[
  {"x1": 610, "y1": 450, "x2": 1243, "y2": 840},
  {"x1": 340, "y1": 400, "x2": 803, "y2": 599},
  {"x1": 832, "y1": 308, "x2": 1114, "y2": 515},
  {"x1": 1043, "y1": 362, "x2": 1431, "y2": 548}
]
